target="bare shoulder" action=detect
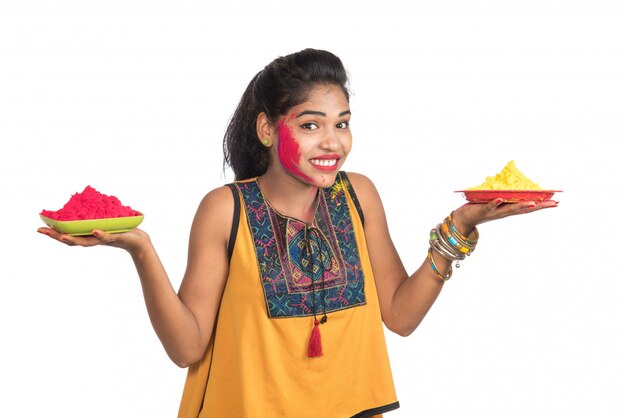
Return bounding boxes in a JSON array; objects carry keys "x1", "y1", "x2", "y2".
[
  {"x1": 344, "y1": 172, "x2": 382, "y2": 207},
  {"x1": 191, "y1": 185, "x2": 236, "y2": 243},
  {"x1": 196, "y1": 185, "x2": 234, "y2": 216},
  {"x1": 345, "y1": 172, "x2": 390, "y2": 231}
]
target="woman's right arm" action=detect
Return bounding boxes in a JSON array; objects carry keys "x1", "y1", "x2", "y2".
[{"x1": 37, "y1": 186, "x2": 234, "y2": 368}]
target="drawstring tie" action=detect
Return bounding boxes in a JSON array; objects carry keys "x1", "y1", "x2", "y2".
[{"x1": 304, "y1": 224, "x2": 328, "y2": 357}]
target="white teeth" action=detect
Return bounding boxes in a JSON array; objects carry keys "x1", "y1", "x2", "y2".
[{"x1": 310, "y1": 159, "x2": 338, "y2": 167}]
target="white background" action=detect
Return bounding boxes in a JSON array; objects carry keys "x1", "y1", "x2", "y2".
[{"x1": 1, "y1": 0, "x2": 625, "y2": 417}]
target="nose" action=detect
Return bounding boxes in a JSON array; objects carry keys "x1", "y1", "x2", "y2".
[{"x1": 320, "y1": 129, "x2": 341, "y2": 151}]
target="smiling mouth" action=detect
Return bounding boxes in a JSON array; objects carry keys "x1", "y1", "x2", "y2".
[{"x1": 309, "y1": 159, "x2": 339, "y2": 167}]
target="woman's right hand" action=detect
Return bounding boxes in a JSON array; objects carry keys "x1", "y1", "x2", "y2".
[{"x1": 37, "y1": 227, "x2": 151, "y2": 255}]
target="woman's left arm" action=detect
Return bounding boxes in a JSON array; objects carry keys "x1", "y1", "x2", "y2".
[{"x1": 347, "y1": 172, "x2": 557, "y2": 336}]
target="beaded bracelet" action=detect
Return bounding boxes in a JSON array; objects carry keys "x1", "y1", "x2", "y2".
[
  {"x1": 441, "y1": 222, "x2": 474, "y2": 254},
  {"x1": 427, "y1": 247, "x2": 452, "y2": 282},
  {"x1": 427, "y1": 212, "x2": 480, "y2": 278},
  {"x1": 432, "y1": 225, "x2": 465, "y2": 262},
  {"x1": 445, "y1": 212, "x2": 479, "y2": 245},
  {"x1": 442, "y1": 214, "x2": 478, "y2": 253}
]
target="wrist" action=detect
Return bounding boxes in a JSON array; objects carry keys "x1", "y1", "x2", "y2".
[
  {"x1": 450, "y1": 212, "x2": 475, "y2": 236},
  {"x1": 427, "y1": 211, "x2": 480, "y2": 279},
  {"x1": 127, "y1": 231, "x2": 154, "y2": 260}
]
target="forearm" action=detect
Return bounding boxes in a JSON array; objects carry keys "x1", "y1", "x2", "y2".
[
  {"x1": 130, "y1": 242, "x2": 203, "y2": 367},
  {"x1": 387, "y1": 216, "x2": 475, "y2": 336},
  {"x1": 387, "y1": 251, "x2": 449, "y2": 336}
]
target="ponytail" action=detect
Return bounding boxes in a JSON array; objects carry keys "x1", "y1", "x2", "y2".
[{"x1": 223, "y1": 71, "x2": 270, "y2": 181}]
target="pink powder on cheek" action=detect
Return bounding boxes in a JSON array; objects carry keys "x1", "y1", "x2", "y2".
[{"x1": 277, "y1": 119, "x2": 313, "y2": 182}]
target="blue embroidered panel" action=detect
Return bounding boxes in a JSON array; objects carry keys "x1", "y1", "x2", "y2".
[{"x1": 236, "y1": 174, "x2": 367, "y2": 318}]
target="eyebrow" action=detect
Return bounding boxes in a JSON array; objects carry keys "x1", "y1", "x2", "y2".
[{"x1": 295, "y1": 110, "x2": 351, "y2": 118}]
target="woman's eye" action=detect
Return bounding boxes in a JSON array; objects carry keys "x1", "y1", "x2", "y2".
[
  {"x1": 337, "y1": 121, "x2": 350, "y2": 129},
  {"x1": 301, "y1": 122, "x2": 319, "y2": 130}
]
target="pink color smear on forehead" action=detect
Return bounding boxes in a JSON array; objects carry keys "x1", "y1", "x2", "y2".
[{"x1": 277, "y1": 118, "x2": 313, "y2": 182}]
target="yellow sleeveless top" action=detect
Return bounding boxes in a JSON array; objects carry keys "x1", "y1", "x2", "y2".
[{"x1": 178, "y1": 173, "x2": 398, "y2": 418}]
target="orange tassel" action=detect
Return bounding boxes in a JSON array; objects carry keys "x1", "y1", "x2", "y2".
[{"x1": 307, "y1": 319, "x2": 323, "y2": 357}]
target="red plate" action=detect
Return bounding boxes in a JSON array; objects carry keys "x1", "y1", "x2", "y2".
[{"x1": 456, "y1": 190, "x2": 561, "y2": 203}]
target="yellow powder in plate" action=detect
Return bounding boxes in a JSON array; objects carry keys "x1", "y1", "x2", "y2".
[{"x1": 468, "y1": 161, "x2": 542, "y2": 190}]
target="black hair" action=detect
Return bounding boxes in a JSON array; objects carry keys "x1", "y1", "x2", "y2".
[{"x1": 223, "y1": 48, "x2": 350, "y2": 180}]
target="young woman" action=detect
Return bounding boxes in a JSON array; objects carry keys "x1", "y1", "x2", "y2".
[{"x1": 37, "y1": 48, "x2": 557, "y2": 417}]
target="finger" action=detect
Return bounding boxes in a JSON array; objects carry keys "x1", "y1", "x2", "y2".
[
  {"x1": 539, "y1": 200, "x2": 559, "y2": 208},
  {"x1": 92, "y1": 229, "x2": 117, "y2": 244},
  {"x1": 487, "y1": 198, "x2": 505, "y2": 210},
  {"x1": 478, "y1": 200, "x2": 535, "y2": 222},
  {"x1": 58, "y1": 235, "x2": 78, "y2": 246},
  {"x1": 37, "y1": 227, "x2": 55, "y2": 236},
  {"x1": 523, "y1": 200, "x2": 538, "y2": 210},
  {"x1": 524, "y1": 200, "x2": 559, "y2": 212},
  {"x1": 40, "y1": 228, "x2": 78, "y2": 246},
  {"x1": 482, "y1": 198, "x2": 516, "y2": 217},
  {"x1": 503, "y1": 201, "x2": 537, "y2": 215},
  {"x1": 58, "y1": 234, "x2": 103, "y2": 247},
  {"x1": 38, "y1": 227, "x2": 110, "y2": 247},
  {"x1": 38, "y1": 227, "x2": 70, "y2": 243},
  {"x1": 501, "y1": 200, "x2": 559, "y2": 217}
]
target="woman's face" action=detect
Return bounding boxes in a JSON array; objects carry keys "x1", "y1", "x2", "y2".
[{"x1": 273, "y1": 84, "x2": 352, "y2": 189}]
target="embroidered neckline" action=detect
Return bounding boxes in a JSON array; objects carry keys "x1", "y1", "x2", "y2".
[
  {"x1": 235, "y1": 176, "x2": 367, "y2": 321},
  {"x1": 255, "y1": 178, "x2": 322, "y2": 226}
]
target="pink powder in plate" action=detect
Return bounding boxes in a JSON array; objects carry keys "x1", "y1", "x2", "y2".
[{"x1": 41, "y1": 186, "x2": 140, "y2": 221}]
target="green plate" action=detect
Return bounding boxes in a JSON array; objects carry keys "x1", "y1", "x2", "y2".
[{"x1": 40, "y1": 213, "x2": 144, "y2": 236}]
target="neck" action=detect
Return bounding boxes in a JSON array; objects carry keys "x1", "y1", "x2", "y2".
[{"x1": 257, "y1": 166, "x2": 319, "y2": 223}]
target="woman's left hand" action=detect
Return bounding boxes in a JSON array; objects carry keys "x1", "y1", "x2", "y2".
[{"x1": 452, "y1": 199, "x2": 558, "y2": 234}]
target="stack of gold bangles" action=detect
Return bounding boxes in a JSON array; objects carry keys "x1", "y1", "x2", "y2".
[{"x1": 428, "y1": 212, "x2": 479, "y2": 282}]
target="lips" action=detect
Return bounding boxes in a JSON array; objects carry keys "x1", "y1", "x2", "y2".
[
  {"x1": 310, "y1": 158, "x2": 338, "y2": 167},
  {"x1": 309, "y1": 154, "x2": 341, "y2": 171}
]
